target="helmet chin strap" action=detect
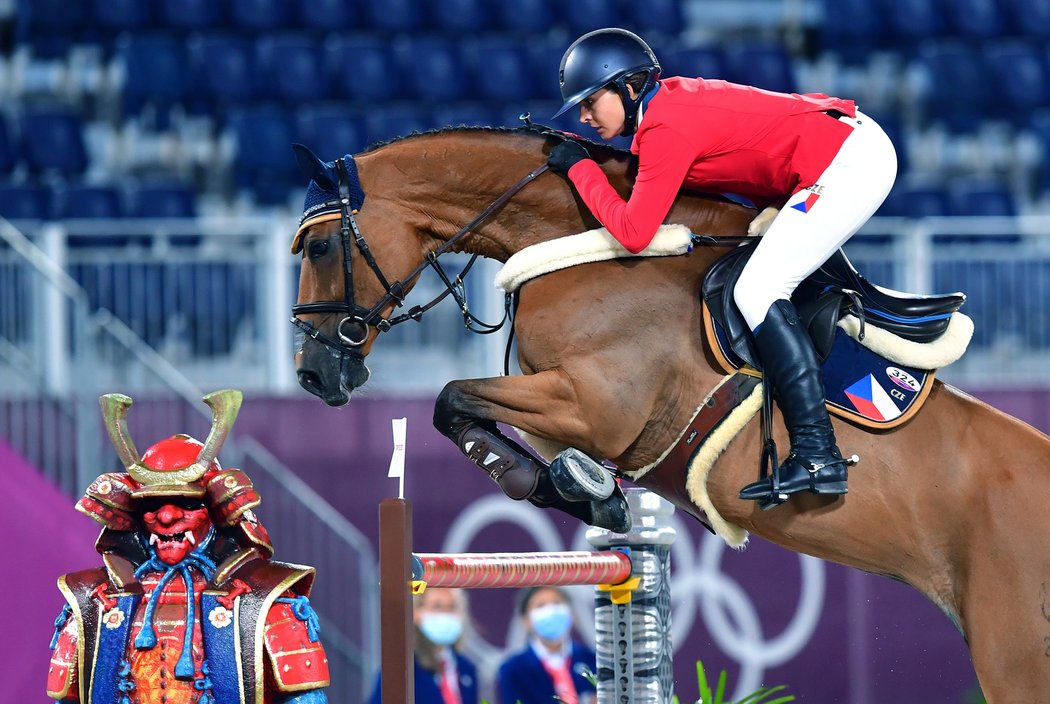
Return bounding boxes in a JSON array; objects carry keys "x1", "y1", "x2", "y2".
[{"x1": 614, "y1": 72, "x2": 657, "y2": 136}]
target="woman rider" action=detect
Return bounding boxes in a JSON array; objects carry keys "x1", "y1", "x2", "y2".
[{"x1": 546, "y1": 28, "x2": 897, "y2": 508}]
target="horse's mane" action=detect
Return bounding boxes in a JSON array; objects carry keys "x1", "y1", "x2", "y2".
[{"x1": 362, "y1": 124, "x2": 631, "y2": 163}]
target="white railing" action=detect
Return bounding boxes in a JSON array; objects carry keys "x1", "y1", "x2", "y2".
[{"x1": 4, "y1": 214, "x2": 1050, "y2": 397}]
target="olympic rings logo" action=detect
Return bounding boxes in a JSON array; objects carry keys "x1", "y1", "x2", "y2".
[{"x1": 444, "y1": 494, "x2": 825, "y2": 700}]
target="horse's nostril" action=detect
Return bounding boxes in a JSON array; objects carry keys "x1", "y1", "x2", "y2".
[{"x1": 297, "y1": 370, "x2": 323, "y2": 395}]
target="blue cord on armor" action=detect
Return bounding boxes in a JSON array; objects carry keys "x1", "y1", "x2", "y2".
[
  {"x1": 276, "y1": 595, "x2": 322, "y2": 642},
  {"x1": 194, "y1": 660, "x2": 217, "y2": 703},
  {"x1": 49, "y1": 603, "x2": 72, "y2": 649},
  {"x1": 117, "y1": 659, "x2": 135, "y2": 704}
]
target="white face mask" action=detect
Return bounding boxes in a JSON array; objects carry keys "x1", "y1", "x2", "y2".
[
  {"x1": 529, "y1": 603, "x2": 573, "y2": 641},
  {"x1": 419, "y1": 612, "x2": 463, "y2": 646}
]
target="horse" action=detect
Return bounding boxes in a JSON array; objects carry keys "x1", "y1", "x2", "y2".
[{"x1": 290, "y1": 126, "x2": 1050, "y2": 702}]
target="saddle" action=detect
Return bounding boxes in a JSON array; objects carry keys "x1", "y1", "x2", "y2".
[{"x1": 702, "y1": 240, "x2": 969, "y2": 429}]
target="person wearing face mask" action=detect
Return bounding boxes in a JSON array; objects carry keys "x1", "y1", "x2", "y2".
[
  {"x1": 497, "y1": 586, "x2": 597, "y2": 704},
  {"x1": 368, "y1": 587, "x2": 479, "y2": 704}
]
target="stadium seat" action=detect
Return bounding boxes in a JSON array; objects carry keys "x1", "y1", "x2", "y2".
[
  {"x1": 19, "y1": 108, "x2": 88, "y2": 177},
  {"x1": 14, "y1": 0, "x2": 86, "y2": 57},
  {"x1": 914, "y1": 41, "x2": 993, "y2": 129},
  {"x1": 226, "y1": 106, "x2": 298, "y2": 204},
  {"x1": 944, "y1": 0, "x2": 1008, "y2": 39},
  {"x1": 296, "y1": 106, "x2": 366, "y2": 161},
  {"x1": 527, "y1": 39, "x2": 570, "y2": 101},
  {"x1": 884, "y1": 183, "x2": 950, "y2": 218},
  {"x1": 429, "y1": 103, "x2": 500, "y2": 130},
  {"x1": 255, "y1": 34, "x2": 329, "y2": 103},
  {"x1": 661, "y1": 46, "x2": 726, "y2": 80},
  {"x1": 494, "y1": 0, "x2": 555, "y2": 34},
  {"x1": 723, "y1": 42, "x2": 795, "y2": 93},
  {"x1": 362, "y1": 105, "x2": 434, "y2": 146},
  {"x1": 0, "y1": 117, "x2": 17, "y2": 175},
  {"x1": 188, "y1": 34, "x2": 257, "y2": 109},
  {"x1": 879, "y1": 0, "x2": 944, "y2": 47},
  {"x1": 424, "y1": 0, "x2": 494, "y2": 33},
  {"x1": 363, "y1": 0, "x2": 423, "y2": 33},
  {"x1": 326, "y1": 36, "x2": 402, "y2": 102},
  {"x1": 561, "y1": 0, "x2": 627, "y2": 36},
  {"x1": 228, "y1": 0, "x2": 291, "y2": 32},
  {"x1": 59, "y1": 185, "x2": 131, "y2": 248},
  {"x1": 294, "y1": 0, "x2": 356, "y2": 32},
  {"x1": 157, "y1": 0, "x2": 226, "y2": 31},
  {"x1": 90, "y1": 0, "x2": 155, "y2": 34},
  {"x1": 465, "y1": 40, "x2": 535, "y2": 102},
  {"x1": 819, "y1": 0, "x2": 886, "y2": 61},
  {"x1": 131, "y1": 183, "x2": 199, "y2": 246},
  {"x1": 1000, "y1": 0, "x2": 1050, "y2": 38},
  {"x1": 948, "y1": 179, "x2": 1017, "y2": 217},
  {"x1": 0, "y1": 183, "x2": 52, "y2": 221},
  {"x1": 1030, "y1": 110, "x2": 1050, "y2": 192},
  {"x1": 624, "y1": 0, "x2": 683, "y2": 38},
  {"x1": 116, "y1": 34, "x2": 190, "y2": 118},
  {"x1": 396, "y1": 36, "x2": 469, "y2": 102},
  {"x1": 983, "y1": 41, "x2": 1049, "y2": 119}
]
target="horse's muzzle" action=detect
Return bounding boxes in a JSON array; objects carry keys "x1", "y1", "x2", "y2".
[{"x1": 296, "y1": 339, "x2": 370, "y2": 406}]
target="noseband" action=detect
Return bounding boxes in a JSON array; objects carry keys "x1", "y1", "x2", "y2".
[{"x1": 291, "y1": 155, "x2": 551, "y2": 360}]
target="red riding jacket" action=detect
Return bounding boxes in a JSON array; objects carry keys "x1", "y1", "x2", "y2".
[{"x1": 565, "y1": 77, "x2": 857, "y2": 253}]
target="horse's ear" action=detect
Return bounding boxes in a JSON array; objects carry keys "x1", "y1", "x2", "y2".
[{"x1": 292, "y1": 143, "x2": 336, "y2": 190}]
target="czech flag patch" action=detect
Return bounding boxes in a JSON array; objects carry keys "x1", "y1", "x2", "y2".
[
  {"x1": 790, "y1": 191, "x2": 821, "y2": 214},
  {"x1": 844, "y1": 374, "x2": 903, "y2": 422}
]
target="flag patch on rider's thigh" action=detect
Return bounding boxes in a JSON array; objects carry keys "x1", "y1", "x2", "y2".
[{"x1": 790, "y1": 187, "x2": 823, "y2": 214}]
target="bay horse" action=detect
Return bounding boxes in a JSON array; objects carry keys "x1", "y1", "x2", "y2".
[{"x1": 291, "y1": 126, "x2": 1050, "y2": 701}]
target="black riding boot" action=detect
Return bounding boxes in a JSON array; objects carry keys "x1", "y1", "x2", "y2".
[{"x1": 739, "y1": 299, "x2": 849, "y2": 504}]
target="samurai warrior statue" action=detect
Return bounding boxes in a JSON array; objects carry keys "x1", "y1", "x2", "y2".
[{"x1": 47, "y1": 390, "x2": 329, "y2": 703}]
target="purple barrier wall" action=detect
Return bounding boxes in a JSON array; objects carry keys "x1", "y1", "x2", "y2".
[{"x1": 0, "y1": 441, "x2": 100, "y2": 704}]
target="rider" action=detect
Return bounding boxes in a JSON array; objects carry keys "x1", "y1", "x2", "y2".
[{"x1": 546, "y1": 28, "x2": 898, "y2": 506}]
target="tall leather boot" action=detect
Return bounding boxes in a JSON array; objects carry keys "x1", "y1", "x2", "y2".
[{"x1": 739, "y1": 299, "x2": 849, "y2": 504}]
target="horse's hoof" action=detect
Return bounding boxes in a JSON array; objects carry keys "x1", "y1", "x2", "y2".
[
  {"x1": 549, "y1": 448, "x2": 615, "y2": 502},
  {"x1": 588, "y1": 486, "x2": 632, "y2": 533}
]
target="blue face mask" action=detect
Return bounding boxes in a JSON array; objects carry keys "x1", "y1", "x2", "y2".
[
  {"x1": 529, "y1": 603, "x2": 573, "y2": 642},
  {"x1": 419, "y1": 613, "x2": 463, "y2": 646}
]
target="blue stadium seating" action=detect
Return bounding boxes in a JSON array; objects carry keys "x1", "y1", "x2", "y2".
[
  {"x1": 0, "y1": 118, "x2": 16, "y2": 175},
  {"x1": 494, "y1": 0, "x2": 555, "y2": 34},
  {"x1": 944, "y1": 0, "x2": 1008, "y2": 39},
  {"x1": 363, "y1": 0, "x2": 424, "y2": 33},
  {"x1": 294, "y1": 0, "x2": 356, "y2": 32},
  {"x1": 561, "y1": 0, "x2": 627, "y2": 36},
  {"x1": 1001, "y1": 0, "x2": 1050, "y2": 38},
  {"x1": 465, "y1": 40, "x2": 535, "y2": 102},
  {"x1": 19, "y1": 108, "x2": 88, "y2": 176},
  {"x1": 157, "y1": 0, "x2": 226, "y2": 31},
  {"x1": 14, "y1": 0, "x2": 86, "y2": 57},
  {"x1": 363, "y1": 105, "x2": 433, "y2": 146},
  {"x1": 625, "y1": 0, "x2": 683, "y2": 38},
  {"x1": 0, "y1": 184, "x2": 52, "y2": 221},
  {"x1": 723, "y1": 42, "x2": 795, "y2": 93},
  {"x1": 59, "y1": 185, "x2": 130, "y2": 248},
  {"x1": 914, "y1": 41, "x2": 994, "y2": 129},
  {"x1": 881, "y1": 183, "x2": 950, "y2": 218},
  {"x1": 397, "y1": 36, "x2": 469, "y2": 102},
  {"x1": 879, "y1": 0, "x2": 945, "y2": 48},
  {"x1": 819, "y1": 0, "x2": 885, "y2": 61},
  {"x1": 131, "y1": 183, "x2": 200, "y2": 246},
  {"x1": 296, "y1": 106, "x2": 366, "y2": 160},
  {"x1": 983, "y1": 41, "x2": 1049, "y2": 119},
  {"x1": 255, "y1": 34, "x2": 329, "y2": 102},
  {"x1": 425, "y1": 0, "x2": 494, "y2": 33},
  {"x1": 188, "y1": 34, "x2": 258, "y2": 110},
  {"x1": 116, "y1": 34, "x2": 190, "y2": 120},
  {"x1": 429, "y1": 103, "x2": 500, "y2": 130},
  {"x1": 326, "y1": 36, "x2": 402, "y2": 102},
  {"x1": 1030, "y1": 110, "x2": 1050, "y2": 191},
  {"x1": 90, "y1": 0, "x2": 155, "y2": 34},
  {"x1": 229, "y1": 0, "x2": 291, "y2": 32},
  {"x1": 661, "y1": 46, "x2": 726, "y2": 80},
  {"x1": 527, "y1": 39, "x2": 570, "y2": 102},
  {"x1": 227, "y1": 106, "x2": 298, "y2": 204},
  {"x1": 948, "y1": 179, "x2": 1018, "y2": 217}
]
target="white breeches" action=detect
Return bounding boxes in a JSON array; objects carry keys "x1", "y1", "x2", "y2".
[{"x1": 733, "y1": 110, "x2": 898, "y2": 330}]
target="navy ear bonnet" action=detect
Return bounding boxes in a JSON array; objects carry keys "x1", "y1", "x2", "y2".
[{"x1": 292, "y1": 142, "x2": 365, "y2": 228}]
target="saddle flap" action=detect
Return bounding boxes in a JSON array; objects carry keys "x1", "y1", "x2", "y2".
[
  {"x1": 701, "y1": 241, "x2": 760, "y2": 369},
  {"x1": 798, "y1": 291, "x2": 846, "y2": 362}
]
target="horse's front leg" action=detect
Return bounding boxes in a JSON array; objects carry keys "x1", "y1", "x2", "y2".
[{"x1": 433, "y1": 370, "x2": 632, "y2": 531}]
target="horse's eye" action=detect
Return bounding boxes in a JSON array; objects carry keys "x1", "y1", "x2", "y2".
[{"x1": 307, "y1": 240, "x2": 330, "y2": 258}]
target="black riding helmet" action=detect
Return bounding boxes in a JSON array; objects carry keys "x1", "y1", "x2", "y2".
[{"x1": 552, "y1": 28, "x2": 661, "y2": 136}]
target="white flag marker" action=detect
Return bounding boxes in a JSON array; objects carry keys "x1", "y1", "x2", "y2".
[{"x1": 388, "y1": 417, "x2": 407, "y2": 499}]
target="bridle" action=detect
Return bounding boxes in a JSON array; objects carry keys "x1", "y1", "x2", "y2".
[{"x1": 290, "y1": 151, "x2": 552, "y2": 361}]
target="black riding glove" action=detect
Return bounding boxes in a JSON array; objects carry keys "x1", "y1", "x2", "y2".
[{"x1": 547, "y1": 141, "x2": 590, "y2": 174}]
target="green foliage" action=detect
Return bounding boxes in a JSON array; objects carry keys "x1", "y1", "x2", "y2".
[{"x1": 692, "y1": 660, "x2": 795, "y2": 704}]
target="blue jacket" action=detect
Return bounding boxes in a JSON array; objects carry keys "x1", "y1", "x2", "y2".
[
  {"x1": 368, "y1": 652, "x2": 478, "y2": 704},
  {"x1": 497, "y1": 641, "x2": 597, "y2": 704}
]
